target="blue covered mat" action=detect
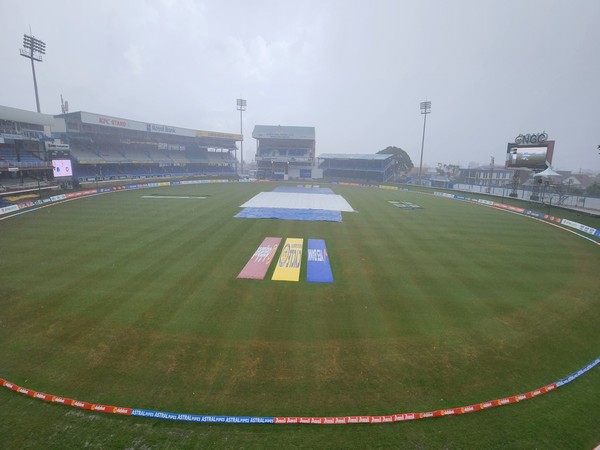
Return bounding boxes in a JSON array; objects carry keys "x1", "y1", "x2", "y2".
[
  {"x1": 235, "y1": 207, "x2": 342, "y2": 222},
  {"x1": 273, "y1": 186, "x2": 335, "y2": 195}
]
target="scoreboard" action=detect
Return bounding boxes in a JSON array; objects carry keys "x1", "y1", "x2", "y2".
[
  {"x1": 45, "y1": 142, "x2": 71, "y2": 159},
  {"x1": 45, "y1": 142, "x2": 72, "y2": 178},
  {"x1": 505, "y1": 133, "x2": 554, "y2": 171},
  {"x1": 52, "y1": 159, "x2": 73, "y2": 178}
]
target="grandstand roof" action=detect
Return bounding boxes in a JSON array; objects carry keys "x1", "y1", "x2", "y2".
[
  {"x1": 253, "y1": 125, "x2": 315, "y2": 140},
  {"x1": 318, "y1": 153, "x2": 392, "y2": 161},
  {"x1": 0, "y1": 105, "x2": 66, "y2": 132},
  {"x1": 57, "y1": 111, "x2": 241, "y2": 141}
]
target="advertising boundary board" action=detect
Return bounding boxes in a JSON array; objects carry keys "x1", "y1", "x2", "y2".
[
  {"x1": 1, "y1": 356, "x2": 598, "y2": 425},
  {"x1": 433, "y1": 192, "x2": 600, "y2": 244}
]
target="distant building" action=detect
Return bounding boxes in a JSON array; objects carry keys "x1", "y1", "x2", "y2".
[
  {"x1": 459, "y1": 165, "x2": 517, "y2": 186},
  {"x1": 561, "y1": 173, "x2": 595, "y2": 189},
  {"x1": 318, "y1": 153, "x2": 394, "y2": 183},
  {"x1": 252, "y1": 125, "x2": 318, "y2": 179},
  {"x1": 429, "y1": 175, "x2": 452, "y2": 188}
]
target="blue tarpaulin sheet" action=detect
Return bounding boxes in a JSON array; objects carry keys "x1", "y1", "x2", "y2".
[
  {"x1": 235, "y1": 207, "x2": 342, "y2": 222},
  {"x1": 273, "y1": 186, "x2": 335, "y2": 195}
]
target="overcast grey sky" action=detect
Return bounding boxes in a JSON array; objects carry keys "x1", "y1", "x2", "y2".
[{"x1": 1, "y1": 0, "x2": 599, "y2": 172}]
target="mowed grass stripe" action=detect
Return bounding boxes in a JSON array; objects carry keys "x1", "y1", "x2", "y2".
[{"x1": 0, "y1": 183, "x2": 599, "y2": 434}]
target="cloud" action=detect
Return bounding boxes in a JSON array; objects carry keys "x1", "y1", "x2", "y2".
[{"x1": 1, "y1": 0, "x2": 599, "y2": 170}]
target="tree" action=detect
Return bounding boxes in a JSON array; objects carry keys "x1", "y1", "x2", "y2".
[
  {"x1": 549, "y1": 183, "x2": 571, "y2": 205},
  {"x1": 584, "y1": 182, "x2": 600, "y2": 197},
  {"x1": 377, "y1": 146, "x2": 414, "y2": 179},
  {"x1": 435, "y1": 163, "x2": 460, "y2": 179}
]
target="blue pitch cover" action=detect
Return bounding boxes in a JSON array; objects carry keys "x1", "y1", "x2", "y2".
[{"x1": 235, "y1": 208, "x2": 342, "y2": 222}]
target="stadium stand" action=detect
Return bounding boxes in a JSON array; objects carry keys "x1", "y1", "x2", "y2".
[
  {"x1": 65, "y1": 140, "x2": 105, "y2": 164},
  {"x1": 0, "y1": 147, "x2": 51, "y2": 170},
  {"x1": 57, "y1": 112, "x2": 241, "y2": 181},
  {"x1": 252, "y1": 125, "x2": 318, "y2": 179},
  {"x1": 0, "y1": 105, "x2": 242, "y2": 188},
  {"x1": 99, "y1": 146, "x2": 129, "y2": 163},
  {"x1": 0, "y1": 148, "x2": 16, "y2": 167},
  {"x1": 318, "y1": 153, "x2": 395, "y2": 183}
]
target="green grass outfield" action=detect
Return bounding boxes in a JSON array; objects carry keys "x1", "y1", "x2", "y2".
[{"x1": 1, "y1": 182, "x2": 599, "y2": 449}]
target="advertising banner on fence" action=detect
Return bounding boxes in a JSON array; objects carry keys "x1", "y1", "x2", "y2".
[
  {"x1": 237, "y1": 237, "x2": 282, "y2": 280},
  {"x1": 433, "y1": 191, "x2": 599, "y2": 243},
  {"x1": 560, "y1": 219, "x2": 598, "y2": 237},
  {"x1": 272, "y1": 238, "x2": 303, "y2": 281},
  {"x1": 1, "y1": 356, "x2": 599, "y2": 425},
  {"x1": 306, "y1": 239, "x2": 334, "y2": 283},
  {"x1": 0, "y1": 204, "x2": 19, "y2": 216}
]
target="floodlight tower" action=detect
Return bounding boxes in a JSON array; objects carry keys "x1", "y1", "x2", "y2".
[
  {"x1": 20, "y1": 32, "x2": 46, "y2": 113},
  {"x1": 418, "y1": 101, "x2": 431, "y2": 185},
  {"x1": 236, "y1": 98, "x2": 247, "y2": 175}
]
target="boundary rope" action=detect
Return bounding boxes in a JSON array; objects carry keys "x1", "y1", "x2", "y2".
[{"x1": 2, "y1": 356, "x2": 598, "y2": 425}]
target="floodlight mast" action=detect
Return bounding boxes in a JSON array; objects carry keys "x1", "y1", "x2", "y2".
[
  {"x1": 418, "y1": 101, "x2": 431, "y2": 185},
  {"x1": 236, "y1": 98, "x2": 247, "y2": 175},
  {"x1": 20, "y1": 32, "x2": 46, "y2": 113}
]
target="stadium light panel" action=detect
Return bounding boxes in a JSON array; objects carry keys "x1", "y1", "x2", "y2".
[
  {"x1": 236, "y1": 98, "x2": 247, "y2": 174},
  {"x1": 418, "y1": 100, "x2": 432, "y2": 184},
  {"x1": 20, "y1": 32, "x2": 46, "y2": 112}
]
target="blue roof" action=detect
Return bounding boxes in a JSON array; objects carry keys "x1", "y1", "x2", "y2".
[{"x1": 318, "y1": 153, "x2": 392, "y2": 161}]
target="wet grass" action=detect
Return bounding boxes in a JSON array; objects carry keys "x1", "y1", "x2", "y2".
[{"x1": 0, "y1": 183, "x2": 599, "y2": 448}]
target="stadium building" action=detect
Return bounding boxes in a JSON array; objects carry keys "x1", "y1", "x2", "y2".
[
  {"x1": 459, "y1": 165, "x2": 517, "y2": 187},
  {"x1": 253, "y1": 125, "x2": 320, "y2": 179},
  {"x1": 55, "y1": 111, "x2": 240, "y2": 182},
  {"x1": 318, "y1": 153, "x2": 395, "y2": 183},
  {"x1": 0, "y1": 105, "x2": 241, "y2": 190},
  {"x1": 0, "y1": 105, "x2": 63, "y2": 189}
]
